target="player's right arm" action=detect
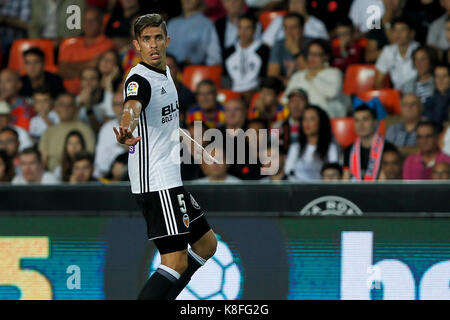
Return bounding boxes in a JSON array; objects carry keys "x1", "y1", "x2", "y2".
[{"x1": 113, "y1": 73, "x2": 151, "y2": 146}]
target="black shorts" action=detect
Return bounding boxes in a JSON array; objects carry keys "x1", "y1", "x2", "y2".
[{"x1": 135, "y1": 186, "x2": 211, "y2": 254}]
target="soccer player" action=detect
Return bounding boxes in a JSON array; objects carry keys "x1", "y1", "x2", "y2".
[{"x1": 113, "y1": 13, "x2": 217, "y2": 300}]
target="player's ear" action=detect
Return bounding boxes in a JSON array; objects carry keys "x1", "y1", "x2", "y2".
[{"x1": 132, "y1": 39, "x2": 140, "y2": 53}]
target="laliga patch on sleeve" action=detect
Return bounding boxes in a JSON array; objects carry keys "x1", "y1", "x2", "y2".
[{"x1": 127, "y1": 81, "x2": 139, "y2": 96}]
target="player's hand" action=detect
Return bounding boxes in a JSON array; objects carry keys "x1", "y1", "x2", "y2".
[{"x1": 113, "y1": 126, "x2": 141, "y2": 146}]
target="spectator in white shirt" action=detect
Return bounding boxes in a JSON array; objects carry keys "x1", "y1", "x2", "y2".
[
  {"x1": 93, "y1": 90, "x2": 127, "y2": 178},
  {"x1": 349, "y1": 0, "x2": 385, "y2": 33},
  {"x1": 262, "y1": 0, "x2": 328, "y2": 47},
  {"x1": 285, "y1": 105, "x2": 340, "y2": 181},
  {"x1": 285, "y1": 39, "x2": 350, "y2": 118},
  {"x1": 12, "y1": 147, "x2": 58, "y2": 185},
  {"x1": 374, "y1": 17, "x2": 419, "y2": 90},
  {"x1": 427, "y1": 0, "x2": 450, "y2": 51},
  {"x1": 29, "y1": 88, "x2": 60, "y2": 143}
]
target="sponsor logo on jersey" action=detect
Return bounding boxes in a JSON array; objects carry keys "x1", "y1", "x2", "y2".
[
  {"x1": 299, "y1": 196, "x2": 363, "y2": 216},
  {"x1": 161, "y1": 87, "x2": 166, "y2": 95},
  {"x1": 161, "y1": 100, "x2": 180, "y2": 124},
  {"x1": 190, "y1": 194, "x2": 200, "y2": 210},
  {"x1": 127, "y1": 81, "x2": 138, "y2": 96},
  {"x1": 183, "y1": 214, "x2": 190, "y2": 228}
]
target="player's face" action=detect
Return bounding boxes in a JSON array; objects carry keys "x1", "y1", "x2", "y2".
[{"x1": 134, "y1": 26, "x2": 170, "y2": 70}]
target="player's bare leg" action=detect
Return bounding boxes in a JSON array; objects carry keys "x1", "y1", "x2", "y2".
[{"x1": 166, "y1": 229, "x2": 217, "y2": 300}]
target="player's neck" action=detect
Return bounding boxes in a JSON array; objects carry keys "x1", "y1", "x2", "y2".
[{"x1": 141, "y1": 59, "x2": 166, "y2": 74}]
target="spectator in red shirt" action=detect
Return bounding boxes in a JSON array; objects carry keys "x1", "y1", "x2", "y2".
[
  {"x1": 0, "y1": 69, "x2": 35, "y2": 131},
  {"x1": 403, "y1": 121, "x2": 450, "y2": 180},
  {"x1": 331, "y1": 18, "x2": 364, "y2": 72}
]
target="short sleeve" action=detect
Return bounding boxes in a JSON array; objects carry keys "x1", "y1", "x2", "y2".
[
  {"x1": 375, "y1": 47, "x2": 391, "y2": 74},
  {"x1": 124, "y1": 74, "x2": 152, "y2": 109}
]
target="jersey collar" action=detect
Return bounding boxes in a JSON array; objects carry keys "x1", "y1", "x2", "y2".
[{"x1": 139, "y1": 61, "x2": 167, "y2": 77}]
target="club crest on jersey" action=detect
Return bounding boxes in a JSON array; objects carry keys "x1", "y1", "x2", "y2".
[
  {"x1": 190, "y1": 194, "x2": 200, "y2": 210},
  {"x1": 183, "y1": 214, "x2": 190, "y2": 228},
  {"x1": 127, "y1": 81, "x2": 138, "y2": 96}
]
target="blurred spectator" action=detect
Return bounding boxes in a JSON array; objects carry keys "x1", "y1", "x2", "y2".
[
  {"x1": 386, "y1": 93, "x2": 422, "y2": 147},
  {"x1": 215, "y1": 0, "x2": 262, "y2": 58},
  {"x1": 101, "y1": 152, "x2": 128, "y2": 182},
  {"x1": 273, "y1": 88, "x2": 307, "y2": 154},
  {"x1": 0, "y1": 127, "x2": 20, "y2": 170},
  {"x1": 69, "y1": 150, "x2": 98, "y2": 183},
  {"x1": 0, "y1": 149, "x2": 14, "y2": 182},
  {"x1": 58, "y1": 7, "x2": 115, "y2": 83},
  {"x1": 0, "y1": 69, "x2": 34, "y2": 131},
  {"x1": 262, "y1": 0, "x2": 329, "y2": 47},
  {"x1": 166, "y1": 54, "x2": 196, "y2": 119},
  {"x1": 365, "y1": 0, "x2": 404, "y2": 64},
  {"x1": 444, "y1": 16, "x2": 450, "y2": 65},
  {"x1": 0, "y1": 102, "x2": 33, "y2": 151},
  {"x1": 223, "y1": 13, "x2": 269, "y2": 101},
  {"x1": 194, "y1": 146, "x2": 241, "y2": 183},
  {"x1": 427, "y1": 0, "x2": 450, "y2": 51},
  {"x1": 349, "y1": 0, "x2": 385, "y2": 33},
  {"x1": 343, "y1": 105, "x2": 397, "y2": 181},
  {"x1": 76, "y1": 67, "x2": 115, "y2": 132},
  {"x1": 29, "y1": 88, "x2": 60, "y2": 142},
  {"x1": 401, "y1": 46, "x2": 438, "y2": 103},
  {"x1": 167, "y1": 0, "x2": 222, "y2": 66},
  {"x1": 374, "y1": 17, "x2": 419, "y2": 90},
  {"x1": 248, "y1": 77, "x2": 288, "y2": 127},
  {"x1": 221, "y1": 98, "x2": 261, "y2": 180},
  {"x1": 186, "y1": 79, "x2": 225, "y2": 129},
  {"x1": 19, "y1": 47, "x2": 65, "y2": 99},
  {"x1": 105, "y1": 0, "x2": 141, "y2": 52},
  {"x1": 11, "y1": 147, "x2": 58, "y2": 185},
  {"x1": 267, "y1": 13, "x2": 308, "y2": 86},
  {"x1": 320, "y1": 162, "x2": 343, "y2": 181},
  {"x1": 403, "y1": 0, "x2": 444, "y2": 45},
  {"x1": 403, "y1": 121, "x2": 450, "y2": 179},
  {"x1": 29, "y1": 0, "x2": 85, "y2": 41},
  {"x1": 97, "y1": 49, "x2": 123, "y2": 93},
  {"x1": 245, "y1": 0, "x2": 282, "y2": 12},
  {"x1": 431, "y1": 161, "x2": 450, "y2": 180},
  {"x1": 54, "y1": 130, "x2": 86, "y2": 182},
  {"x1": 180, "y1": 122, "x2": 207, "y2": 181},
  {"x1": 121, "y1": 15, "x2": 141, "y2": 76},
  {"x1": 285, "y1": 39, "x2": 349, "y2": 118},
  {"x1": 39, "y1": 93, "x2": 95, "y2": 172},
  {"x1": 378, "y1": 148, "x2": 403, "y2": 180},
  {"x1": 94, "y1": 90, "x2": 127, "y2": 178},
  {"x1": 331, "y1": 18, "x2": 365, "y2": 72},
  {"x1": 285, "y1": 105, "x2": 340, "y2": 181},
  {"x1": 0, "y1": 0, "x2": 30, "y2": 65},
  {"x1": 259, "y1": 145, "x2": 287, "y2": 181},
  {"x1": 203, "y1": 0, "x2": 227, "y2": 22},
  {"x1": 244, "y1": 117, "x2": 268, "y2": 179},
  {"x1": 424, "y1": 64, "x2": 450, "y2": 126}
]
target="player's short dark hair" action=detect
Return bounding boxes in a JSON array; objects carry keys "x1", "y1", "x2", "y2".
[
  {"x1": 23, "y1": 47, "x2": 45, "y2": 61},
  {"x1": 0, "y1": 127, "x2": 19, "y2": 141},
  {"x1": 260, "y1": 77, "x2": 283, "y2": 95},
  {"x1": 320, "y1": 162, "x2": 343, "y2": 177},
  {"x1": 73, "y1": 151, "x2": 94, "y2": 165},
  {"x1": 283, "y1": 12, "x2": 305, "y2": 28},
  {"x1": 238, "y1": 12, "x2": 258, "y2": 29},
  {"x1": 19, "y1": 147, "x2": 42, "y2": 163},
  {"x1": 392, "y1": 16, "x2": 414, "y2": 30},
  {"x1": 134, "y1": 13, "x2": 167, "y2": 40},
  {"x1": 353, "y1": 104, "x2": 377, "y2": 120}
]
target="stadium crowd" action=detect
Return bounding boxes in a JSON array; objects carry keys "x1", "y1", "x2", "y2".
[{"x1": 0, "y1": 0, "x2": 449, "y2": 185}]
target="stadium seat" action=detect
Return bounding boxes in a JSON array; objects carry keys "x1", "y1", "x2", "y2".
[
  {"x1": 357, "y1": 89, "x2": 402, "y2": 115},
  {"x1": 217, "y1": 89, "x2": 241, "y2": 104},
  {"x1": 8, "y1": 39, "x2": 57, "y2": 74},
  {"x1": 182, "y1": 65, "x2": 222, "y2": 92},
  {"x1": 331, "y1": 117, "x2": 386, "y2": 148},
  {"x1": 259, "y1": 10, "x2": 287, "y2": 31},
  {"x1": 343, "y1": 64, "x2": 390, "y2": 95}
]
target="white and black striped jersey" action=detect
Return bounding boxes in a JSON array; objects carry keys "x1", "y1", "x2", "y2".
[{"x1": 123, "y1": 62, "x2": 182, "y2": 194}]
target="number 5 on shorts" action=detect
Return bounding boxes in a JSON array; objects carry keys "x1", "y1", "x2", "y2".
[{"x1": 177, "y1": 194, "x2": 187, "y2": 213}]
